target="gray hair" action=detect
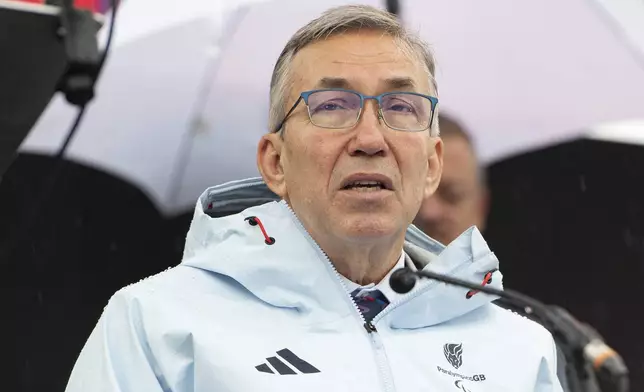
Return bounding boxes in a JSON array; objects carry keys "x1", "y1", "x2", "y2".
[{"x1": 268, "y1": 4, "x2": 439, "y2": 136}]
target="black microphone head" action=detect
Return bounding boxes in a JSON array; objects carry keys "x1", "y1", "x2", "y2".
[{"x1": 390, "y1": 268, "x2": 417, "y2": 294}]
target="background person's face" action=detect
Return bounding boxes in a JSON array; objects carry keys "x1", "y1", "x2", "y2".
[
  {"x1": 414, "y1": 134, "x2": 488, "y2": 245},
  {"x1": 261, "y1": 31, "x2": 442, "y2": 244}
]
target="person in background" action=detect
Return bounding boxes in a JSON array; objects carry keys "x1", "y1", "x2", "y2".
[
  {"x1": 414, "y1": 114, "x2": 489, "y2": 246},
  {"x1": 64, "y1": 6, "x2": 563, "y2": 392}
]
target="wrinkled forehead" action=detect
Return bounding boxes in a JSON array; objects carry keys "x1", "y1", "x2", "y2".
[{"x1": 289, "y1": 32, "x2": 433, "y2": 97}]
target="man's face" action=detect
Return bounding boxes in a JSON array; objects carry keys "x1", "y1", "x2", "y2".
[
  {"x1": 414, "y1": 134, "x2": 488, "y2": 245},
  {"x1": 258, "y1": 31, "x2": 442, "y2": 245}
]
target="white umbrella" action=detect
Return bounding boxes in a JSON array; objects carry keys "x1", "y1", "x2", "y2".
[{"x1": 20, "y1": 0, "x2": 644, "y2": 216}]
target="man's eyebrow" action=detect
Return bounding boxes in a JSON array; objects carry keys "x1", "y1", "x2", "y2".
[
  {"x1": 314, "y1": 76, "x2": 418, "y2": 91},
  {"x1": 316, "y1": 77, "x2": 352, "y2": 89},
  {"x1": 383, "y1": 77, "x2": 417, "y2": 90}
]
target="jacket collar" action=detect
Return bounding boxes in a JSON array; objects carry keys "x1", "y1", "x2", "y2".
[{"x1": 182, "y1": 178, "x2": 502, "y2": 328}]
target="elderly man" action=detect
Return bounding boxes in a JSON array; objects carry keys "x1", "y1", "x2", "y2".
[{"x1": 66, "y1": 5, "x2": 562, "y2": 392}]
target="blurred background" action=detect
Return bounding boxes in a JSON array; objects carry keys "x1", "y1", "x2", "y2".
[{"x1": 1, "y1": 0, "x2": 643, "y2": 391}]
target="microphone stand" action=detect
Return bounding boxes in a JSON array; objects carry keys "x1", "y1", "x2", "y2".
[{"x1": 389, "y1": 268, "x2": 629, "y2": 392}]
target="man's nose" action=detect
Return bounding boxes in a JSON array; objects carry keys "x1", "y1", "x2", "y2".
[{"x1": 348, "y1": 100, "x2": 388, "y2": 156}]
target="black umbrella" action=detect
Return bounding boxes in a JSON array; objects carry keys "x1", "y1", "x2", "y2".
[
  {"x1": 485, "y1": 137, "x2": 644, "y2": 390},
  {"x1": 0, "y1": 153, "x2": 184, "y2": 392}
]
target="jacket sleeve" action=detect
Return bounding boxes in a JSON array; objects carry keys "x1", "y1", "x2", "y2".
[
  {"x1": 65, "y1": 291, "x2": 168, "y2": 392},
  {"x1": 534, "y1": 334, "x2": 565, "y2": 392}
]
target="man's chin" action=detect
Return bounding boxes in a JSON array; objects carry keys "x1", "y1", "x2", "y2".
[{"x1": 337, "y1": 217, "x2": 405, "y2": 243}]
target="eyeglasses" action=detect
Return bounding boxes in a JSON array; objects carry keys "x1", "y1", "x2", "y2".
[{"x1": 273, "y1": 88, "x2": 439, "y2": 133}]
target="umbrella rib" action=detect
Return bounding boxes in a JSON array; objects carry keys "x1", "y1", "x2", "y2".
[
  {"x1": 165, "y1": 4, "x2": 254, "y2": 210},
  {"x1": 586, "y1": 0, "x2": 644, "y2": 74}
]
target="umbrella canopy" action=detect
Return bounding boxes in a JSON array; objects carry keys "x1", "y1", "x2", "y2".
[
  {"x1": 592, "y1": 0, "x2": 644, "y2": 60},
  {"x1": 18, "y1": 0, "x2": 644, "y2": 218}
]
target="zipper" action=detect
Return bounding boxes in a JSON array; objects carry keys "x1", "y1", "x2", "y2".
[
  {"x1": 279, "y1": 201, "x2": 472, "y2": 391},
  {"x1": 280, "y1": 201, "x2": 395, "y2": 392},
  {"x1": 279, "y1": 201, "x2": 368, "y2": 322}
]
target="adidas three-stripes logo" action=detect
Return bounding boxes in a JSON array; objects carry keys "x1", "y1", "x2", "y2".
[{"x1": 255, "y1": 348, "x2": 320, "y2": 375}]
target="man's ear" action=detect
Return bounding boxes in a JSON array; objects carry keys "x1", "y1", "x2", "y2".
[
  {"x1": 257, "y1": 132, "x2": 287, "y2": 198},
  {"x1": 424, "y1": 136, "x2": 444, "y2": 198}
]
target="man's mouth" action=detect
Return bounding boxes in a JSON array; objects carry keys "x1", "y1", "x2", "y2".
[{"x1": 342, "y1": 180, "x2": 388, "y2": 190}]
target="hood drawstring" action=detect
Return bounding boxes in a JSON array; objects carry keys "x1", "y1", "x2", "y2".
[
  {"x1": 245, "y1": 216, "x2": 275, "y2": 245},
  {"x1": 466, "y1": 269, "x2": 498, "y2": 299}
]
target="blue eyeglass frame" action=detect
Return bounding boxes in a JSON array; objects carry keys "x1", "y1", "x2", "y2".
[{"x1": 272, "y1": 88, "x2": 439, "y2": 133}]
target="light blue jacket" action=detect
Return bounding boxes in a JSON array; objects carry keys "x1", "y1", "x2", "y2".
[{"x1": 65, "y1": 178, "x2": 563, "y2": 392}]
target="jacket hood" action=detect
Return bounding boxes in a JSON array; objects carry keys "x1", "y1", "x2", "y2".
[{"x1": 181, "y1": 178, "x2": 503, "y2": 329}]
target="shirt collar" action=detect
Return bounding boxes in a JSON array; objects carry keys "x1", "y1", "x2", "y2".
[{"x1": 339, "y1": 251, "x2": 407, "y2": 302}]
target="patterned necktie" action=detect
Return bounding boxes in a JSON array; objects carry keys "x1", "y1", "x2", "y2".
[{"x1": 351, "y1": 289, "x2": 390, "y2": 322}]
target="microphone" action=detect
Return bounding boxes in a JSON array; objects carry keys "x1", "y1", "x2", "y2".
[
  {"x1": 390, "y1": 268, "x2": 629, "y2": 392},
  {"x1": 549, "y1": 306, "x2": 629, "y2": 392}
]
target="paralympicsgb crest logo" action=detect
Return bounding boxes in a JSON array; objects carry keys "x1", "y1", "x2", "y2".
[{"x1": 443, "y1": 343, "x2": 463, "y2": 369}]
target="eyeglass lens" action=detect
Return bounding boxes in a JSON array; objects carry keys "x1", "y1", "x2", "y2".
[{"x1": 306, "y1": 90, "x2": 433, "y2": 131}]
